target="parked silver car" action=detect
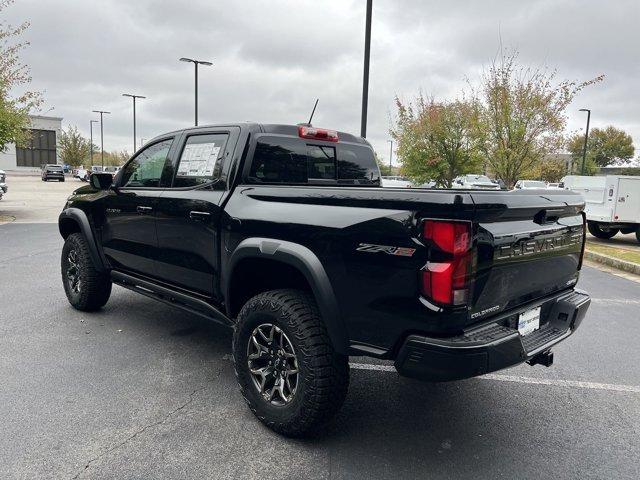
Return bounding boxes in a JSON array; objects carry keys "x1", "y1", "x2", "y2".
[
  {"x1": 453, "y1": 174, "x2": 501, "y2": 190},
  {"x1": 514, "y1": 180, "x2": 547, "y2": 190}
]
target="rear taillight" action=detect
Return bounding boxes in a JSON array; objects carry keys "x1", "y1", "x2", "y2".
[
  {"x1": 298, "y1": 126, "x2": 339, "y2": 142},
  {"x1": 420, "y1": 220, "x2": 473, "y2": 306}
]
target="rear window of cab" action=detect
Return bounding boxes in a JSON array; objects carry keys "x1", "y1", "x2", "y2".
[{"x1": 247, "y1": 136, "x2": 380, "y2": 186}]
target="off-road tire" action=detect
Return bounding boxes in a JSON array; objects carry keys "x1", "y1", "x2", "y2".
[
  {"x1": 61, "y1": 233, "x2": 112, "y2": 311},
  {"x1": 587, "y1": 221, "x2": 618, "y2": 239},
  {"x1": 233, "y1": 289, "x2": 349, "y2": 437}
]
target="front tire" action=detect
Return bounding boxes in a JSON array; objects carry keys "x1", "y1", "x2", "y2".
[
  {"x1": 233, "y1": 289, "x2": 349, "y2": 437},
  {"x1": 61, "y1": 233, "x2": 112, "y2": 311},
  {"x1": 587, "y1": 221, "x2": 619, "y2": 239}
]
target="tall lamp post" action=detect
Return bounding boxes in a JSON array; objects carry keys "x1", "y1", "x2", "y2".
[
  {"x1": 179, "y1": 57, "x2": 213, "y2": 126},
  {"x1": 387, "y1": 139, "x2": 393, "y2": 170},
  {"x1": 579, "y1": 108, "x2": 591, "y2": 175},
  {"x1": 360, "y1": 0, "x2": 373, "y2": 138},
  {"x1": 122, "y1": 93, "x2": 146, "y2": 153},
  {"x1": 92, "y1": 110, "x2": 110, "y2": 169},
  {"x1": 89, "y1": 120, "x2": 98, "y2": 166}
]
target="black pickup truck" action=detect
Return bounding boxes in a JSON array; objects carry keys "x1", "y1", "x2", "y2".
[{"x1": 58, "y1": 123, "x2": 591, "y2": 436}]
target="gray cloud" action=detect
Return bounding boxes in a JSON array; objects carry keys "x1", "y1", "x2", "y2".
[{"x1": 5, "y1": 0, "x2": 639, "y2": 163}]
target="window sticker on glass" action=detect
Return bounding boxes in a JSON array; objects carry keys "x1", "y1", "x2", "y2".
[{"x1": 178, "y1": 142, "x2": 221, "y2": 177}]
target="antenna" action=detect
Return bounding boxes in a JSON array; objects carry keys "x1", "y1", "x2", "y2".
[{"x1": 307, "y1": 99, "x2": 319, "y2": 126}]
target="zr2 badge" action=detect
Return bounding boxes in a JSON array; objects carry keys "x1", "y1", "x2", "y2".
[{"x1": 356, "y1": 243, "x2": 416, "y2": 257}]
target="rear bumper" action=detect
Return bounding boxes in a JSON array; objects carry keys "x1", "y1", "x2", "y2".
[{"x1": 394, "y1": 289, "x2": 590, "y2": 382}]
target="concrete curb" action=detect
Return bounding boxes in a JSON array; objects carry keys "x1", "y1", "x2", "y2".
[{"x1": 584, "y1": 250, "x2": 640, "y2": 276}]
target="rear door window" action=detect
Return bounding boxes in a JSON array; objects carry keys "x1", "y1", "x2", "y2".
[{"x1": 173, "y1": 133, "x2": 229, "y2": 188}]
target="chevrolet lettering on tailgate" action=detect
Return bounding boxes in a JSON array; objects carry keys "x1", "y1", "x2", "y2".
[{"x1": 496, "y1": 229, "x2": 583, "y2": 260}]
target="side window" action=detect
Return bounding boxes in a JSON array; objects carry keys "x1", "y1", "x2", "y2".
[
  {"x1": 337, "y1": 144, "x2": 380, "y2": 185},
  {"x1": 121, "y1": 139, "x2": 173, "y2": 188},
  {"x1": 249, "y1": 137, "x2": 307, "y2": 183},
  {"x1": 173, "y1": 133, "x2": 228, "y2": 188},
  {"x1": 307, "y1": 145, "x2": 336, "y2": 180}
]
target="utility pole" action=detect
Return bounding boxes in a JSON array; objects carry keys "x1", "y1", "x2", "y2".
[
  {"x1": 89, "y1": 120, "x2": 97, "y2": 166},
  {"x1": 360, "y1": 0, "x2": 372, "y2": 138},
  {"x1": 92, "y1": 110, "x2": 110, "y2": 169},
  {"x1": 179, "y1": 57, "x2": 213, "y2": 126},
  {"x1": 123, "y1": 94, "x2": 146, "y2": 152},
  {"x1": 387, "y1": 139, "x2": 393, "y2": 170},
  {"x1": 579, "y1": 109, "x2": 591, "y2": 175}
]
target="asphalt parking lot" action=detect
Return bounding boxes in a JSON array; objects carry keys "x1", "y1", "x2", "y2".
[{"x1": 1, "y1": 177, "x2": 639, "y2": 479}]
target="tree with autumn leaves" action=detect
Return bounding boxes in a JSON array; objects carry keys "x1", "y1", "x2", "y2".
[
  {"x1": 567, "y1": 125, "x2": 634, "y2": 170},
  {"x1": 392, "y1": 50, "x2": 606, "y2": 187},
  {"x1": 391, "y1": 95, "x2": 480, "y2": 187},
  {"x1": 0, "y1": 0, "x2": 43, "y2": 151}
]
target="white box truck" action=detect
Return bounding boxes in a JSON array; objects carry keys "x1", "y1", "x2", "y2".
[{"x1": 562, "y1": 175, "x2": 640, "y2": 242}]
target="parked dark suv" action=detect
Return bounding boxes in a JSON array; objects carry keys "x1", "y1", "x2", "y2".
[
  {"x1": 42, "y1": 164, "x2": 65, "y2": 182},
  {"x1": 58, "y1": 122, "x2": 590, "y2": 436}
]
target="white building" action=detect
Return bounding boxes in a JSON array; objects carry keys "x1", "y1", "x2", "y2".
[{"x1": 0, "y1": 115, "x2": 63, "y2": 171}]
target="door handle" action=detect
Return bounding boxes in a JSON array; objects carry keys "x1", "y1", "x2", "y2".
[
  {"x1": 136, "y1": 205, "x2": 153, "y2": 214},
  {"x1": 189, "y1": 211, "x2": 211, "y2": 220}
]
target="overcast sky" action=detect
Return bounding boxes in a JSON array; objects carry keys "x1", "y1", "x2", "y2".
[{"x1": 4, "y1": 0, "x2": 640, "y2": 164}]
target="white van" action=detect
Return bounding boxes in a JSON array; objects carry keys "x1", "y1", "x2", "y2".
[{"x1": 562, "y1": 175, "x2": 640, "y2": 241}]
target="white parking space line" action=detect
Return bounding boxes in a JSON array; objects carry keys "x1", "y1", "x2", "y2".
[
  {"x1": 349, "y1": 363, "x2": 640, "y2": 394},
  {"x1": 479, "y1": 374, "x2": 640, "y2": 393},
  {"x1": 591, "y1": 298, "x2": 640, "y2": 305},
  {"x1": 351, "y1": 363, "x2": 397, "y2": 373}
]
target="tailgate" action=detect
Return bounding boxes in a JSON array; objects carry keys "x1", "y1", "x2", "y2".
[{"x1": 469, "y1": 190, "x2": 585, "y2": 320}]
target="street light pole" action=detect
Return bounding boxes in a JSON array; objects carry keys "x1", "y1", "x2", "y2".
[
  {"x1": 89, "y1": 120, "x2": 97, "y2": 166},
  {"x1": 123, "y1": 94, "x2": 146, "y2": 152},
  {"x1": 360, "y1": 0, "x2": 373, "y2": 138},
  {"x1": 179, "y1": 57, "x2": 213, "y2": 126},
  {"x1": 387, "y1": 139, "x2": 393, "y2": 170},
  {"x1": 579, "y1": 108, "x2": 591, "y2": 175},
  {"x1": 92, "y1": 110, "x2": 110, "y2": 169}
]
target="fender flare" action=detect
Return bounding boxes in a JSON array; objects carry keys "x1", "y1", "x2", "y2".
[
  {"x1": 58, "y1": 208, "x2": 106, "y2": 272},
  {"x1": 226, "y1": 238, "x2": 348, "y2": 354}
]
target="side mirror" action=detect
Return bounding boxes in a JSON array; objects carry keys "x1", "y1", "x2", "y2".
[{"x1": 90, "y1": 172, "x2": 113, "y2": 190}]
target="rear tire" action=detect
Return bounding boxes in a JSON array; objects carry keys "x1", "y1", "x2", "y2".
[
  {"x1": 587, "y1": 222, "x2": 619, "y2": 239},
  {"x1": 61, "y1": 233, "x2": 112, "y2": 311},
  {"x1": 233, "y1": 289, "x2": 349, "y2": 437}
]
